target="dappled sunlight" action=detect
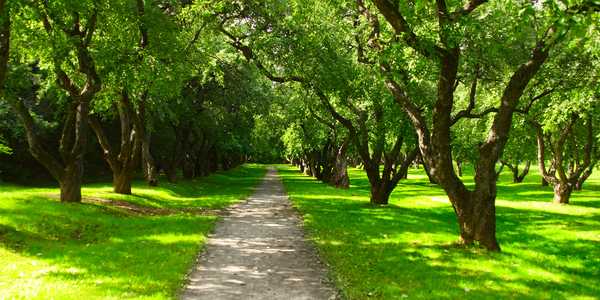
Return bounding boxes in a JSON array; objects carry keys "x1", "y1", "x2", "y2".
[
  {"x1": 182, "y1": 168, "x2": 336, "y2": 299},
  {"x1": 277, "y1": 164, "x2": 600, "y2": 299},
  {"x1": 0, "y1": 164, "x2": 267, "y2": 299}
]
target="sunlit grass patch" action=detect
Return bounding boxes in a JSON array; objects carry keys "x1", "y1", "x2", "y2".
[
  {"x1": 278, "y1": 164, "x2": 600, "y2": 299},
  {"x1": 0, "y1": 164, "x2": 266, "y2": 299}
]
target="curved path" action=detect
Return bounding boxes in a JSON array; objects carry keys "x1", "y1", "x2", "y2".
[{"x1": 181, "y1": 167, "x2": 337, "y2": 300}]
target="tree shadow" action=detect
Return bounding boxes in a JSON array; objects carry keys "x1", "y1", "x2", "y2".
[
  {"x1": 277, "y1": 165, "x2": 600, "y2": 299},
  {"x1": 0, "y1": 164, "x2": 268, "y2": 298}
]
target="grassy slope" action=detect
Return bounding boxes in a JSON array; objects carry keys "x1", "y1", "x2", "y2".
[
  {"x1": 277, "y1": 164, "x2": 600, "y2": 300},
  {"x1": 0, "y1": 164, "x2": 266, "y2": 300}
]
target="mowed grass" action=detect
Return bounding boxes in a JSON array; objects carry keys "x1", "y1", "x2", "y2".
[
  {"x1": 0, "y1": 164, "x2": 266, "y2": 300},
  {"x1": 277, "y1": 164, "x2": 600, "y2": 300}
]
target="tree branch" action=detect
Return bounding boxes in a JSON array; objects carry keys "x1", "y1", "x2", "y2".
[{"x1": 371, "y1": 0, "x2": 444, "y2": 59}]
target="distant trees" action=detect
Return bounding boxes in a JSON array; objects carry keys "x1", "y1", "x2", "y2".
[
  {"x1": 0, "y1": 0, "x2": 280, "y2": 200},
  {"x1": 212, "y1": 0, "x2": 420, "y2": 203},
  {"x1": 500, "y1": 117, "x2": 537, "y2": 183}
]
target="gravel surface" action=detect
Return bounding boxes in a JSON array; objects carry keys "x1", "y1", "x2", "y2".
[{"x1": 181, "y1": 167, "x2": 338, "y2": 300}]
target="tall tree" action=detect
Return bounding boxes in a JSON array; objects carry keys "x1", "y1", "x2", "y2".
[
  {"x1": 369, "y1": 0, "x2": 599, "y2": 250},
  {"x1": 6, "y1": 1, "x2": 101, "y2": 202}
]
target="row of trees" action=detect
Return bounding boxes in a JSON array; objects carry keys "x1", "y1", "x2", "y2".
[
  {"x1": 0, "y1": 0, "x2": 276, "y2": 201},
  {"x1": 206, "y1": 0, "x2": 599, "y2": 251},
  {"x1": 1, "y1": 0, "x2": 599, "y2": 252}
]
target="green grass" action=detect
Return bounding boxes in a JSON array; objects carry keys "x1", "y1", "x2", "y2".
[
  {"x1": 277, "y1": 164, "x2": 600, "y2": 300},
  {"x1": 0, "y1": 164, "x2": 266, "y2": 300}
]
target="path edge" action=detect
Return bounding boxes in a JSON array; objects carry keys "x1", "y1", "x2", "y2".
[
  {"x1": 176, "y1": 166, "x2": 269, "y2": 299},
  {"x1": 274, "y1": 165, "x2": 344, "y2": 300}
]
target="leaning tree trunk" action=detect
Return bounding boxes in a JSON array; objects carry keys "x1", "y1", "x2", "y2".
[
  {"x1": 422, "y1": 161, "x2": 437, "y2": 184},
  {"x1": 575, "y1": 165, "x2": 595, "y2": 190},
  {"x1": 515, "y1": 161, "x2": 531, "y2": 183},
  {"x1": 456, "y1": 160, "x2": 463, "y2": 177}
]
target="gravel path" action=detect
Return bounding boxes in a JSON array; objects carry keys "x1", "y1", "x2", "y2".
[{"x1": 181, "y1": 167, "x2": 337, "y2": 300}]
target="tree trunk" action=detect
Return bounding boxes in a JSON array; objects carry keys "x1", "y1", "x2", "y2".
[
  {"x1": 495, "y1": 162, "x2": 505, "y2": 182},
  {"x1": 511, "y1": 165, "x2": 519, "y2": 183},
  {"x1": 60, "y1": 161, "x2": 83, "y2": 203},
  {"x1": 183, "y1": 155, "x2": 196, "y2": 179},
  {"x1": 142, "y1": 133, "x2": 158, "y2": 186},
  {"x1": 330, "y1": 154, "x2": 349, "y2": 189},
  {"x1": 449, "y1": 190, "x2": 500, "y2": 251},
  {"x1": 369, "y1": 182, "x2": 391, "y2": 205},
  {"x1": 541, "y1": 177, "x2": 549, "y2": 187},
  {"x1": 514, "y1": 161, "x2": 530, "y2": 183},
  {"x1": 575, "y1": 165, "x2": 594, "y2": 190},
  {"x1": 423, "y1": 160, "x2": 437, "y2": 184},
  {"x1": 329, "y1": 138, "x2": 350, "y2": 188},
  {"x1": 553, "y1": 182, "x2": 572, "y2": 204},
  {"x1": 456, "y1": 160, "x2": 463, "y2": 177},
  {"x1": 165, "y1": 163, "x2": 178, "y2": 183},
  {"x1": 113, "y1": 171, "x2": 132, "y2": 195}
]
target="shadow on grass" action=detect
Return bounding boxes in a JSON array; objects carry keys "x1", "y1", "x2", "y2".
[
  {"x1": 0, "y1": 164, "x2": 268, "y2": 299},
  {"x1": 277, "y1": 165, "x2": 600, "y2": 299}
]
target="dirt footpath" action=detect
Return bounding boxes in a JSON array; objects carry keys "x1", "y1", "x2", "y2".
[{"x1": 181, "y1": 167, "x2": 337, "y2": 300}]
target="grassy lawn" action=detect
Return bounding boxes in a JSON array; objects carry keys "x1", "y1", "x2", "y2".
[
  {"x1": 277, "y1": 164, "x2": 600, "y2": 300},
  {"x1": 0, "y1": 164, "x2": 266, "y2": 300}
]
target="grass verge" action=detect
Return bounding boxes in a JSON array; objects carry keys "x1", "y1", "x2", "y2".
[
  {"x1": 0, "y1": 164, "x2": 266, "y2": 299},
  {"x1": 277, "y1": 164, "x2": 600, "y2": 300}
]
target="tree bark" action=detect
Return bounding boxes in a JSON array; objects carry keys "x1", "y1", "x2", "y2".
[
  {"x1": 553, "y1": 182, "x2": 572, "y2": 204},
  {"x1": 89, "y1": 90, "x2": 141, "y2": 195},
  {"x1": 0, "y1": 0, "x2": 9, "y2": 89},
  {"x1": 369, "y1": 181, "x2": 392, "y2": 205},
  {"x1": 113, "y1": 171, "x2": 132, "y2": 195},
  {"x1": 456, "y1": 160, "x2": 463, "y2": 177},
  {"x1": 59, "y1": 160, "x2": 83, "y2": 203},
  {"x1": 372, "y1": 0, "x2": 559, "y2": 251},
  {"x1": 422, "y1": 159, "x2": 437, "y2": 184},
  {"x1": 502, "y1": 160, "x2": 531, "y2": 183},
  {"x1": 329, "y1": 138, "x2": 350, "y2": 189},
  {"x1": 141, "y1": 133, "x2": 158, "y2": 186},
  {"x1": 533, "y1": 118, "x2": 592, "y2": 205},
  {"x1": 516, "y1": 161, "x2": 531, "y2": 183},
  {"x1": 575, "y1": 164, "x2": 595, "y2": 190},
  {"x1": 450, "y1": 190, "x2": 499, "y2": 250}
]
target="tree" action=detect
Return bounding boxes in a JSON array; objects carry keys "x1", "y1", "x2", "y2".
[
  {"x1": 212, "y1": 0, "x2": 418, "y2": 202},
  {"x1": 88, "y1": 0, "x2": 184, "y2": 191},
  {"x1": 531, "y1": 82, "x2": 599, "y2": 204},
  {"x1": 369, "y1": 0, "x2": 599, "y2": 250},
  {"x1": 0, "y1": 1, "x2": 12, "y2": 156},
  {"x1": 6, "y1": 1, "x2": 102, "y2": 203},
  {"x1": 500, "y1": 116, "x2": 536, "y2": 183},
  {"x1": 88, "y1": 90, "x2": 142, "y2": 194}
]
